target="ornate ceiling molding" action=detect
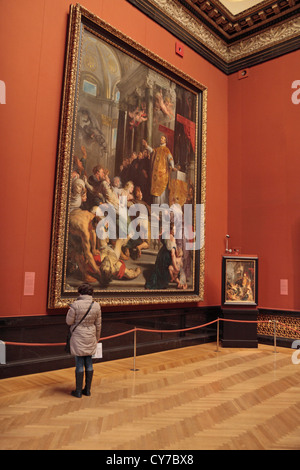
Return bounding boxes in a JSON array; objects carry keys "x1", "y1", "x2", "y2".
[
  {"x1": 127, "y1": 0, "x2": 300, "y2": 74},
  {"x1": 181, "y1": 0, "x2": 300, "y2": 42}
]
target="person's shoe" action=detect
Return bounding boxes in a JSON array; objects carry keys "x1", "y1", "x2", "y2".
[
  {"x1": 71, "y1": 372, "x2": 84, "y2": 398},
  {"x1": 82, "y1": 370, "x2": 94, "y2": 396}
]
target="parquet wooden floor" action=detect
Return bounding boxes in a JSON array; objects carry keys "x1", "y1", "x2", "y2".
[{"x1": 0, "y1": 343, "x2": 300, "y2": 450}]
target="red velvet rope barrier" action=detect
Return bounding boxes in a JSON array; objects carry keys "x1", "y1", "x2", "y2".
[{"x1": 3, "y1": 318, "x2": 297, "y2": 347}]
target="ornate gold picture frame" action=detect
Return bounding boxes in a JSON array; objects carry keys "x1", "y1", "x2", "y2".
[
  {"x1": 48, "y1": 4, "x2": 207, "y2": 308},
  {"x1": 222, "y1": 256, "x2": 258, "y2": 306}
]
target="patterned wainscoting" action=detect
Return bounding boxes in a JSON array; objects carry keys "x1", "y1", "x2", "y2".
[{"x1": 258, "y1": 309, "x2": 300, "y2": 346}]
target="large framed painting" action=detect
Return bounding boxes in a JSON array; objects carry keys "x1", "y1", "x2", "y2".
[
  {"x1": 48, "y1": 4, "x2": 207, "y2": 308},
  {"x1": 222, "y1": 256, "x2": 258, "y2": 306}
]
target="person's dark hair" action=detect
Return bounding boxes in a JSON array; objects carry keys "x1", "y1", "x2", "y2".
[{"x1": 78, "y1": 283, "x2": 93, "y2": 296}]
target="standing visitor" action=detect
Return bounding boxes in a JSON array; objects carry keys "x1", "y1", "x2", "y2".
[{"x1": 66, "y1": 283, "x2": 101, "y2": 398}]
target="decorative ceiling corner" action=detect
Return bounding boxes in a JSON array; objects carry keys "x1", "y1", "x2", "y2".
[{"x1": 127, "y1": 0, "x2": 300, "y2": 74}]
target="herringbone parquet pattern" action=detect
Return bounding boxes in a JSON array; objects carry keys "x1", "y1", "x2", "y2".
[{"x1": 0, "y1": 343, "x2": 300, "y2": 450}]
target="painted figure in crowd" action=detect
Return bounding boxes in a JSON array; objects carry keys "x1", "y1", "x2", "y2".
[
  {"x1": 142, "y1": 135, "x2": 175, "y2": 205},
  {"x1": 68, "y1": 135, "x2": 192, "y2": 290}
]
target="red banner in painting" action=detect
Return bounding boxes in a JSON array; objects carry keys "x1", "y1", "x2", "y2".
[{"x1": 176, "y1": 114, "x2": 195, "y2": 151}]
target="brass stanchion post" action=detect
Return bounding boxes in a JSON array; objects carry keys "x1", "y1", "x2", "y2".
[
  {"x1": 216, "y1": 318, "x2": 220, "y2": 352},
  {"x1": 130, "y1": 328, "x2": 139, "y2": 371},
  {"x1": 273, "y1": 320, "x2": 277, "y2": 354}
]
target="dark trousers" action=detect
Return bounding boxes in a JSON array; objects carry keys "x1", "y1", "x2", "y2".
[{"x1": 75, "y1": 355, "x2": 93, "y2": 373}]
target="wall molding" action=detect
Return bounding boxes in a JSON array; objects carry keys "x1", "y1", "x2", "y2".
[{"x1": 128, "y1": 0, "x2": 300, "y2": 74}]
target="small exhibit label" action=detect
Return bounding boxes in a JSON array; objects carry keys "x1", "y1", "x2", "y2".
[
  {"x1": 280, "y1": 279, "x2": 288, "y2": 295},
  {"x1": 24, "y1": 272, "x2": 35, "y2": 296}
]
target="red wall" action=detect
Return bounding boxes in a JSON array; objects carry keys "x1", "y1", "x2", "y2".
[
  {"x1": 228, "y1": 51, "x2": 300, "y2": 311},
  {"x1": 0, "y1": 0, "x2": 228, "y2": 317},
  {"x1": 2, "y1": 1, "x2": 298, "y2": 318}
]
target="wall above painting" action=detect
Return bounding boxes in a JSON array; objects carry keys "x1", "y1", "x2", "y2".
[{"x1": 127, "y1": 0, "x2": 300, "y2": 74}]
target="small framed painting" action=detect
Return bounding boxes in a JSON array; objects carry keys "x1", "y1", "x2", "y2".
[{"x1": 222, "y1": 255, "x2": 258, "y2": 306}]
